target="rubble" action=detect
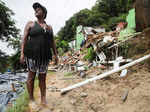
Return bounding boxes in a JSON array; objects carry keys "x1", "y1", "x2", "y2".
[
  {"x1": 48, "y1": 8, "x2": 147, "y2": 95},
  {"x1": 80, "y1": 92, "x2": 88, "y2": 97}
]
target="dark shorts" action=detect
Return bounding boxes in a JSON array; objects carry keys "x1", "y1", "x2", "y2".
[{"x1": 26, "y1": 58, "x2": 49, "y2": 74}]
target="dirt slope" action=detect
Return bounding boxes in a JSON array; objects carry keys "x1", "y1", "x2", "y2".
[{"x1": 28, "y1": 64, "x2": 150, "y2": 112}]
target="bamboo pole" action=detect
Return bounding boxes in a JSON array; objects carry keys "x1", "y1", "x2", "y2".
[{"x1": 61, "y1": 54, "x2": 150, "y2": 94}]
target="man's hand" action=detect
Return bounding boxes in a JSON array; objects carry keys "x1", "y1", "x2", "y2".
[
  {"x1": 54, "y1": 55, "x2": 59, "y2": 65},
  {"x1": 20, "y1": 53, "x2": 25, "y2": 64}
]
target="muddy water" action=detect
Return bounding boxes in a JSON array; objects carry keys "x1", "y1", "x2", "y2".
[{"x1": 0, "y1": 72, "x2": 27, "y2": 112}]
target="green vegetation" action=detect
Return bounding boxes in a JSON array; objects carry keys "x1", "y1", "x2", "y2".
[
  {"x1": 7, "y1": 78, "x2": 39, "y2": 112},
  {"x1": 0, "y1": 0, "x2": 20, "y2": 40},
  {"x1": 47, "y1": 71, "x2": 56, "y2": 75},
  {"x1": 64, "y1": 72, "x2": 73, "y2": 77},
  {"x1": 7, "y1": 86, "x2": 29, "y2": 112},
  {"x1": 56, "y1": 0, "x2": 135, "y2": 54},
  {"x1": 0, "y1": 50, "x2": 8, "y2": 72},
  {"x1": 0, "y1": 0, "x2": 21, "y2": 72},
  {"x1": 83, "y1": 47, "x2": 95, "y2": 62}
]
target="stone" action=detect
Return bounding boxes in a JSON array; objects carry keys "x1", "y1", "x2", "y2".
[
  {"x1": 80, "y1": 72, "x2": 86, "y2": 78},
  {"x1": 80, "y1": 92, "x2": 88, "y2": 97},
  {"x1": 70, "y1": 99, "x2": 76, "y2": 105}
]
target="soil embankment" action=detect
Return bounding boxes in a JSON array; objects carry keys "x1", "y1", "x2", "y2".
[{"x1": 29, "y1": 66, "x2": 150, "y2": 112}]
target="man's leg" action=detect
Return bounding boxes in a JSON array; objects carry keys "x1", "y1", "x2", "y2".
[
  {"x1": 26, "y1": 71, "x2": 36, "y2": 101},
  {"x1": 38, "y1": 73, "x2": 47, "y2": 104}
]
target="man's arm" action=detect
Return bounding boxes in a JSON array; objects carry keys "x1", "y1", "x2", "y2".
[
  {"x1": 20, "y1": 21, "x2": 32, "y2": 63},
  {"x1": 48, "y1": 25, "x2": 58, "y2": 64},
  {"x1": 48, "y1": 25, "x2": 57, "y2": 55}
]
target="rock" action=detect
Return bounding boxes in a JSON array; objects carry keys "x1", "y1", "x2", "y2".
[
  {"x1": 122, "y1": 90, "x2": 129, "y2": 102},
  {"x1": 56, "y1": 109, "x2": 63, "y2": 112},
  {"x1": 76, "y1": 61, "x2": 84, "y2": 67},
  {"x1": 93, "y1": 61, "x2": 97, "y2": 67},
  {"x1": 77, "y1": 66, "x2": 85, "y2": 71},
  {"x1": 70, "y1": 99, "x2": 76, "y2": 105},
  {"x1": 80, "y1": 92, "x2": 88, "y2": 97},
  {"x1": 50, "y1": 81, "x2": 55, "y2": 85},
  {"x1": 80, "y1": 72, "x2": 86, "y2": 78}
]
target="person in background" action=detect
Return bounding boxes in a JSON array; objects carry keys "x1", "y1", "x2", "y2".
[{"x1": 20, "y1": 2, "x2": 58, "y2": 105}]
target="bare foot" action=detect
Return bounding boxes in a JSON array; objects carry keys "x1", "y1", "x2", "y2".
[
  {"x1": 29, "y1": 101, "x2": 41, "y2": 112},
  {"x1": 41, "y1": 98, "x2": 47, "y2": 107}
]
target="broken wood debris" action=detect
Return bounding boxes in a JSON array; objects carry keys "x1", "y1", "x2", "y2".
[{"x1": 48, "y1": 23, "x2": 142, "y2": 83}]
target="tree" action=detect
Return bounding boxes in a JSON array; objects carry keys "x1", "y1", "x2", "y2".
[
  {"x1": 8, "y1": 50, "x2": 24, "y2": 71},
  {"x1": 7, "y1": 37, "x2": 22, "y2": 71},
  {"x1": 8, "y1": 37, "x2": 21, "y2": 50},
  {"x1": 0, "y1": 0, "x2": 19, "y2": 41},
  {"x1": 0, "y1": 0, "x2": 20, "y2": 72},
  {"x1": 0, "y1": 50, "x2": 8, "y2": 72}
]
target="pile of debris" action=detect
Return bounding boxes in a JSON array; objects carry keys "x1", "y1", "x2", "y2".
[
  {"x1": 48, "y1": 8, "x2": 142, "y2": 79},
  {"x1": 49, "y1": 51, "x2": 88, "y2": 72}
]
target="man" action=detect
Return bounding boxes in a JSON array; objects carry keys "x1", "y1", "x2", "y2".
[{"x1": 20, "y1": 2, "x2": 58, "y2": 105}]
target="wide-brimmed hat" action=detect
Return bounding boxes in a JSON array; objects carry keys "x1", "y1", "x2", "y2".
[{"x1": 32, "y1": 2, "x2": 47, "y2": 19}]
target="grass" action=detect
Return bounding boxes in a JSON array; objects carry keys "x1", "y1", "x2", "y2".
[
  {"x1": 7, "y1": 77, "x2": 39, "y2": 112},
  {"x1": 7, "y1": 86, "x2": 29, "y2": 112},
  {"x1": 64, "y1": 72, "x2": 73, "y2": 77},
  {"x1": 47, "y1": 70, "x2": 55, "y2": 75}
]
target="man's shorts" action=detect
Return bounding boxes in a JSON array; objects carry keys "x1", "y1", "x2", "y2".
[{"x1": 26, "y1": 58, "x2": 49, "y2": 74}]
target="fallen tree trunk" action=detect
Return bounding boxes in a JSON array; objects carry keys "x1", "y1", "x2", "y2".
[{"x1": 61, "y1": 54, "x2": 150, "y2": 94}]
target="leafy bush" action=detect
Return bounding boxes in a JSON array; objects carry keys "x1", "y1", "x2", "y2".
[{"x1": 83, "y1": 47, "x2": 95, "y2": 62}]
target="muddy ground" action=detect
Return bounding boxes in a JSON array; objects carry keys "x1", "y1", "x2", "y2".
[{"x1": 28, "y1": 63, "x2": 150, "y2": 112}]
